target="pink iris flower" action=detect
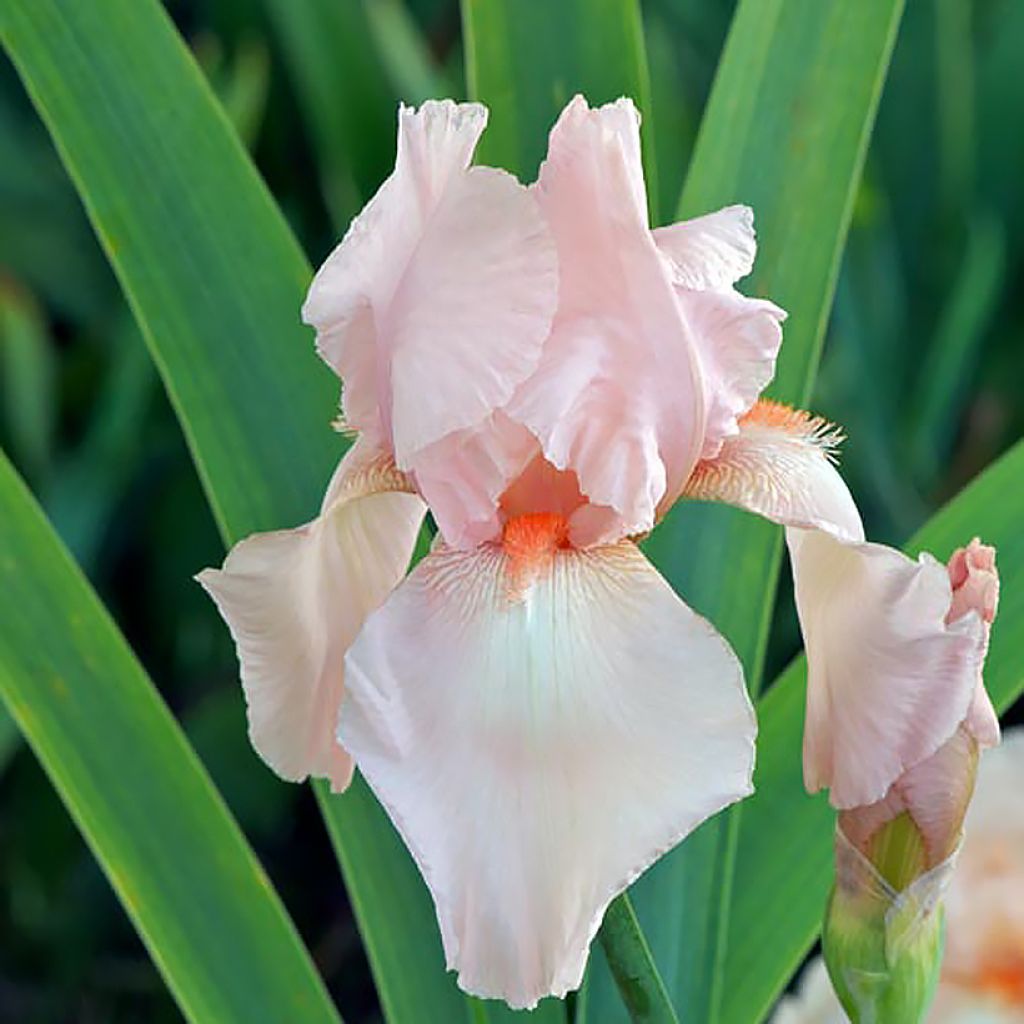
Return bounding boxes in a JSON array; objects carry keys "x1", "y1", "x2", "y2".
[{"x1": 198, "y1": 95, "x2": 977, "y2": 1008}]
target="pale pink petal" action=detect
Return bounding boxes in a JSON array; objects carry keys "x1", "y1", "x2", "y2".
[
  {"x1": 679, "y1": 399, "x2": 863, "y2": 541},
  {"x1": 341, "y1": 538, "x2": 755, "y2": 1008},
  {"x1": 653, "y1": 207, "x2": 784, "y2": 458},
  {"x1": 197, "y1": 443, "x2": 426, "y2": 793},
  {"x1": 683, "y1": 290, "x2": 785, "y2": 458},
  {"x1": 839, "y1": 725, "x2": 980, "y2": 869},
  {"x1": 948, "y1": 539, "x2": 1001, "y2": 749},
  {"x1": 508, "y1": 95, "x2": 706, "y2": 536},
  {"x1": 303, "y1": 100, "x2": 558, "y2": 462},
  {"x1": 791, "y1": 533, "x2": 987, "y2": 810},
  {"x1": 653, "y1": 205, "x2": 758, "y2": 291},
  {"x1": 409, "y1": 412, "x2": 539, "y2": 549}
]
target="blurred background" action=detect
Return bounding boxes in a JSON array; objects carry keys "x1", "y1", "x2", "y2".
[{"x1": 0, "y1": 0, "x2": 1021, "y2": 1020}]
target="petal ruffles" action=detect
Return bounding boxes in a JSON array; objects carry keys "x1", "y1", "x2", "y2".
[
  {"x1": 198, "y1": 442, "x2": 427, "y2": 792},
  {"x1": 303, "y1": 100, "x2": 558, "y2": 471},
  {"x1": 680, "y1": 400, "x2": 993, "y2": 809},
  {"x1": 341, "y1": 537, "x2": 755, "y2": 1008}
]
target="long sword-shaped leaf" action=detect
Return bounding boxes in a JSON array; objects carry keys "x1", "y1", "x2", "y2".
[
  {"x1": 0, "y1": 2, "x2": 469, "y2": 1021},
  {"x1": 727, "y1": 437, "x2": 1024, "y2": 1023},
  {"x1": 0, "y1": 451, "x2": 340, "y2": 1024},
  {"x1": 595, "y1": 4, "x2": 903, "y2": 1022}
]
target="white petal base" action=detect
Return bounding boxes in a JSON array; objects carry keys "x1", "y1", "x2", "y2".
[{"x1": 341, "y1": 539, "x2": 755, "y2": 1008}]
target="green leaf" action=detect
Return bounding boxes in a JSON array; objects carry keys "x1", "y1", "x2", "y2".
[
  {"x1": 0, "y1": 2, "x2": 471, "y2": 1020},
  {"x1": 0, "y1": 279, "x2": 55, "y2": 485},
  {"x1": 361, "y1": 0, "x2": 454, "y2": 107},
  {"x1": 726, "y1": 437, "x2": 1024, "y2": 1024},
  {"x1": 461, "y1": 0, "x2": 656, "y2": 205},
  {"x1": 597, "y1": 895, "x2": 679, "y2": 1024},
  {"x1": 261, "y1": 0, "x2": 401, "y2": 226},
  {"x1": 0, "y1": 450, "x2": 340, "y2": 1024},
  {"x1": 591, "y1": 3, "x2": 905, "y2": 1022},
  {"x1": 907, "y1": 212, "x2": 1005, "y2": 485}
]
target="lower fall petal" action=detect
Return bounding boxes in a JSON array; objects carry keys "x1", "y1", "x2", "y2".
[
  {"x1": 340, "y1": 538, "x2": 755, "y2": 1008},
  {"x1": 197, "y1": 442, "x2": 426, "y2": 792},
  {"x1": 791, "y1": 531, "x2": 987, "y2": 810},
  {"x1": 679, "y1": 398, "x2": 862, "y2": 541}
]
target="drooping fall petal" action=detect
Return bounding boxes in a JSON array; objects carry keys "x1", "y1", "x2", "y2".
[
  {"x1": 681, "y1": 401, "x2": 994, "y2": 809},
  {"x1": 792, "y1": 536, "x2": 987, "y2": 809},
  {"x1": 507, "y1": 95, "x2": 706, "y2": 536},
  {"x1": 340, "y1": 531, "x2": 755, "y2": 1008},
  {"x1": 303, "y1": 100, "x2": 558, "y2": 465},
  {"x1": 679, "y1": 399, "x2": 862, "y2": 540},
  {"x1": 197, "y1": 442, "x2": 426, "y2": 792}
]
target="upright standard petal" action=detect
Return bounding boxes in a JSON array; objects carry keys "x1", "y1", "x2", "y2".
[
  {"x1": 303, "y1": 100, "x2": 558, "y2": 463},
  {"x1": 340, "y1": 528, "x2": 755, "y2": 1008},
  {"x1": 653, "y1": 205, "x2": 758, "y2": 291},
  {"x1": 197, "y1": 443, "x2": 426, "y2": 792},
  {"x1": 508, "y1": 96, "x2": 706, "y2": 536},
  {"x1": 654, "y1": 207, "x2": 785, "y2": 459}
]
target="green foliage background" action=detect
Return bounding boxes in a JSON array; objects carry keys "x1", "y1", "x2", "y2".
[{"x1": 0, "y1": 0, "x2": 1021, "y2": 1022}]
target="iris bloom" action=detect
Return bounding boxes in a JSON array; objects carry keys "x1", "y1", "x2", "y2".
[
  {"x1": 200, "y1": 95, "x2": 910, "y2": 1007},
  {"x1": 775, "y1": 731, "x2": 1022, "y2": 1024}
]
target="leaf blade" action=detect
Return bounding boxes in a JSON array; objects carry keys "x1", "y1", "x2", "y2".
[
  {"x1": 0, "y1": 450, "x2": 340, "y2": 1024},
  {"x1": 0, "y1": 1, "x2": 469, "y2": 1020}
]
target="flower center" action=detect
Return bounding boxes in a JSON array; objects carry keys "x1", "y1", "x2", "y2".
[{"x1": 501, "y1": 513, "x2": 571, "y2": 598}]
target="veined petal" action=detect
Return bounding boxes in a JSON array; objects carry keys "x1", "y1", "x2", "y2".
[
  {"x1": 679, "y1": 399, "x2": 863, "y2": 541},
  {"x1": 409, "y1": 412, "x2": 539, "y2": 549},
  {"x1": 791, "y1": 533, "x2": 987, "y2": 809},
  {"x1": 684, "y1": 290, "x2": 785, "y2": 459},
  {"x1": 303, "y1": 100, "x2": 557, "y2": 462},
  {"x1": 653, "y1": 205, "x2": 757, "y2": 291},
  {"x1": 341, "y1": 537, "x2": 755, "y2": 1008},
  {"x1": 197, "y1": 442, "x2": 426, "y2": 793},
  {"x1": 839, "y1": 725, "x2": 980, "y2": 869},
  {"x1": 508, "y1": 95, "x2": 706, "y2": 536}
]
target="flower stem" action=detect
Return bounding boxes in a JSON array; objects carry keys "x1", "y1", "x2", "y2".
[{"x1": 598, "y1": 893, "x2": 680, "y2": 1023}]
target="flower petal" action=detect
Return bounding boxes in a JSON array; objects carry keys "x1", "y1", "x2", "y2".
[
  {"x1": 839, "y1": 725, "x2": 980, "y2": 869},
  {"x1": 791, "y1": 533, "x2": 988, "y2": 809},
  {"x1": 683, "y1": 289, "x2": 785, "y2": 459},
  {"x1": 341, "y1": 539, "x2": 755, "y2": 1007},
  {"x1": 653, "y1": 205, "x2": 758, "y2": 291},
  {"x1": 303, "y1": 100, "x2": 558, "y2": 462},
  {"x1": 507, "y1": 95, "x2": 706, "y2": 536},
  {"x1": 197, "y1": 442, "x2": 426, "y2": 792},
  {"x1": 679, "y1": 398, "x2": 863, "y2": 541}
]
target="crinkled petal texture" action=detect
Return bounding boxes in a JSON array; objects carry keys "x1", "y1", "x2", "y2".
[
  {"x1": 340, "y1": 540, "x2": 755, "y2": 1008},
  {"x1": 680, "y1": 399, "x2": 862, "y2": 538},
  {"x1": 790, "y1": 538, "x2": 987, "y2": 810},
  {"x1": 197, "y1": 444, "x2": 426, "y2": 793},
  {"x1": 303, "y1": 99, "x2": 558, "y2": 478},
  {"x1": 654, "y1": 206, "x2": 785, "y2": 460},
  {"x1": 679, "y1": 400, "x2": 994, "y2": 809},
  {"x1": 507, "y1": 96, "x2": 706, "y2": 538}
]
